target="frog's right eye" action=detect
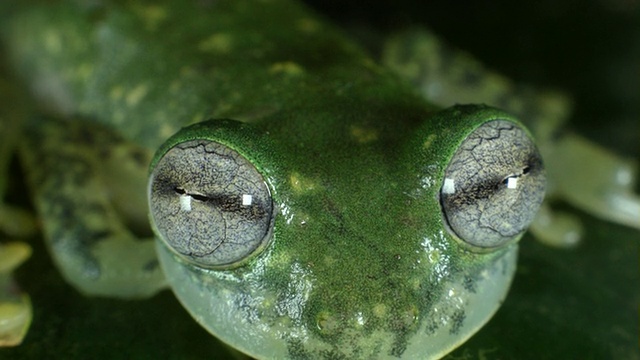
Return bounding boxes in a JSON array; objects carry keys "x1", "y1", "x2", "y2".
[
  {"x1": 148, "y1": 139, "x2": 274, "y2": 269},
  {"x1": 439, "y1": 120, "x2": 546, "y2": 249}
]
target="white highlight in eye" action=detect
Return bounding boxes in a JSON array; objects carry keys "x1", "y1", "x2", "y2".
[
  {"x1": 507, "y1": 177, "x2": 518, "y2": 189},
  {"x1": 442, "y1": 178, "x2": 456, "y2": 194},
  {"x1": 180, "y1": 194, "x2": 192, "y2": 212},
  {"x1": 242, "y1": 194, "x2": 253, "y2": 206}
]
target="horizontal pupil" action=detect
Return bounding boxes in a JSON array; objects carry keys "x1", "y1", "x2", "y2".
[
  {"x1": 174, "y1": 187, "x2": 211, "y2": 202},
  {"x1": 173, "y1": 186, "x2": 266, "y2": 221},
  {"x1": 499, "y1": 165, "x2": 532, "y2": 186}
]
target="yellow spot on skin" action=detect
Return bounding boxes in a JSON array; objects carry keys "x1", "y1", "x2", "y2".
[
  {"x1": 267, "y1": 250, "x2": 291, "y2": 270},
  {"x1": 180, "y1": 66, "x2": 196, "y2": 76},
  {"x1": 126, "y1": 84, "x2": 149, "y2": 106},
  {"x1": 110, "y1": 85, "x2": 124, "y2": 101},
  {"x1": 362, "y1": 57, "x2": 381, "y2": 73},
  {"x1": 323, "y1": 256, "x2": 336, "y2": 267},
  {"x1": 373, "y1": 303, "x2": 387, "y2": 318},
  {"x1": 350, "y1": 125, "x2": 379, "y2": 144},
  {"x1": 427, "y1": 248, "x2": 440, "y2": 264},
  {"x1": 316, "y1": 311, "x2": 339, "y2": 333},
  {"x1": 133, "y1": 4, "x2": 168, "y2": 31},
  {"x1": 269, "y1": 62, "x2": 305, "y2": 76},
  {"x1": 422, "y1": 134, "x2": 437, "y2": 150},
  {"x1": 410, "y1": 277, "x2": 421, "y2": 290},
  {"x1": 159, "y1": 123, "x2": 177, "y2": 139},
  {"x1": 190, "y1": 112, "x2": 205, "y2": 124},
  {"x1": 169, "y1": 80, "x2": 182, "y2": 92},
  {"x1": 0, "y1": 242, "x2": 31, "y2": 273},
  {"x1": 297, "y1": 18, "x2": 320, "y2": 33},
  {"x1": 290, "y1": 172, "x2": 318, "y2": 193},
  {"x1": 198, "y1": 33, "x2": 233, "y2": 54},
  {"x1": 43, "y1": 31, "x2": 62, "y2": 53},
  {"x1": 75, "y1": 63, "x2": 93, "y2": 81}
]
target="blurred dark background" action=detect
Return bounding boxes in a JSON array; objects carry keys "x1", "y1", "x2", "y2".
[{"x1": 303, "y1": 0, "x2": 639, "y2": 156}]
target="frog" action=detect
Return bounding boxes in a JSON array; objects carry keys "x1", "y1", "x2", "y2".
[{"x1": 0, "y1": 0, "x2": 636, "y2": 358}]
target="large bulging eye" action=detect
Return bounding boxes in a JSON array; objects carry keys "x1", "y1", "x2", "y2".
[
  {"x1": 148, "y1": 139, "x2": 273, "y2": 268},
  {"x1": 440, "y1": 120, "x2": 545, "y2": 248}
]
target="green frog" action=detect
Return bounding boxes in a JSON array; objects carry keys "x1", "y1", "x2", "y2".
[{"x1": 0, "y1": 0, "x2": 637, "y2": 358}]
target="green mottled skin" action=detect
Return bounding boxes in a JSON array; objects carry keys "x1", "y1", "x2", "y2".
[{"x1": 1, "y1": 0, "x2": 527, "y2": 358}]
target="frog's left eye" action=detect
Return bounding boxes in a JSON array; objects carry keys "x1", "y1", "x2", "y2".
[
  {"x1": 148, "y1": 139, "x2": 273, "y2": 268},
  {"x1": 440, "y1": 120, "x2": 545, "y2": 248}
]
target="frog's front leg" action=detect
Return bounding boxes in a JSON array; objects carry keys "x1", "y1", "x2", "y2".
[
  {"x1": 543, "y1": 133, "x2": 640, "y2": 230},
  {"x1": 20, "y1": 116, "x2": 166, "y2": 298}
]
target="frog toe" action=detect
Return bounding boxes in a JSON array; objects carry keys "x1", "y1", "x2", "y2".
[
  {"x1": 530, "y1": 204, "x2": 583, "y2": 248},
  {"x1": 0, "y1": 242, "x2": 33, "y2": 347},
  {"x1": 0, "y1": 295, "x2": 32, "y2": 347},
  {"x1": 545, "y1": 133, "x2": 640, "y2": 231}
]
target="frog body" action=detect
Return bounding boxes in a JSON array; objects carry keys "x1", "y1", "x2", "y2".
[{"x1": 0, "y1": 0, "x2": 549, "y2": 358}]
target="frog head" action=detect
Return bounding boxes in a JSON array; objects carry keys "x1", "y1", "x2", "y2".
[{"x1": 147, "y1": 105, "x2": 545, "y2": 359}]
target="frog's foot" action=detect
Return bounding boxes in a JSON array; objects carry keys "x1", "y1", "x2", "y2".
[
  {"x1": 529, "y1": 203, "x2": 583, "y2": 248},
  {"x1": 544, "y1": 133, "x2": 640, "y2": 232},
  {"x1": 20, "y1": 117, "x2": 166, "y2": 298},
  {"x1": 53, "y1": 233, "x2": 166, "y2": 298},
  {"x1": 0, "y1": 242, "x2": 32, "y2": 347}
]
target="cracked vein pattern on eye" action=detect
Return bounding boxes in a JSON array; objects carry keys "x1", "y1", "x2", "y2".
[
  {"x1": 440, "y1": 120, "x2": 545, "y2": 248},
  {"x1": 148, "y1": 139, "x2": 273, "y2": 268}
]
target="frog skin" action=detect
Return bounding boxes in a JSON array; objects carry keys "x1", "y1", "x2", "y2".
[{"x1": 0, "y1": 0, "x2": 549, "y2": 358}]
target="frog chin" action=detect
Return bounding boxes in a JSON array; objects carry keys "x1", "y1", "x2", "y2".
[
  {"x1": 156, "y1": 240, "x2": 517, "y2": 359},
  {"x1": 412, "y1": 245, "x2": 518, "y2": 359}
]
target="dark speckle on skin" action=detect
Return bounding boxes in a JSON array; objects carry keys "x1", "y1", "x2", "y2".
[
  {"x1": 129, "y1": 148, "x2": 150, "y2": 167},
  {"x1": 143, "y1": 259, "x2": 160, "y2": 272},
  {"x1": 463, "y1": 276, "x2": 477, "y2": 293},
  {"x1": 461, "y1": 67, "x2": 483, "y2": 86},
  {"x1": 425, "y1": 321, "x2": 439, "y2": 336},
  {"x1": 21, "y1": 116, "x2": 155, "y2": 282},
  {"x1": 390, "y1": 337, "x2": 408, "y2": 358},
  {"x1": 449, "y1": 309, "x2": 466, "y2": 335},
  {"x1": 286, "y1": 338, "x2": 310, "y2": 360}
]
